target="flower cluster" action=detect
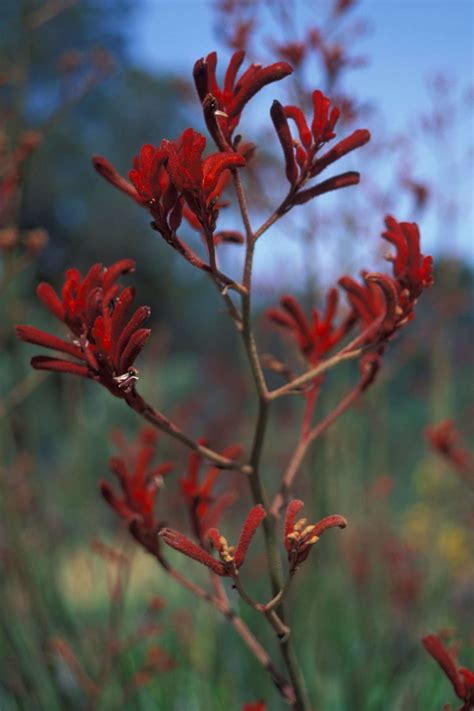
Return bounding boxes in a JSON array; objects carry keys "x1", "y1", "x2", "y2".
[
  {"x1": 193, "y1": 50, "x2": 293, "y2": 146},
  {"x1": 422, "y1": 634, "x2": 474, "y2": 711},
  {"x1": 284, "y1": 500, "x2": 347, "y2": 572},
  {"x1": 94, "y1": 128, "x2": 245, "y2": 241},
  {"x1": 270, "y1": 89, "x2": 370, "y2": 202},
  {"x1": 268, "y1": 216, "x2": 433, "y2": 389},
  {"x1": 267, "y1": 289, "x2": 355, "y2": 367},
  {"x1": 180, "y1": 441, "x2": 242, "y2": 539},
  {"x1": 16, "y1": 260, "x2": 150, "y2": 397},
  {"x1": 100, "y1": 427, "x2": 174, "y2": 554},
  {"x1": 340, "y1": 215, "x2": 434, "y2": 339},
  {"x1": 160, "y1": 504, "x2": 266, "y2": 577}
]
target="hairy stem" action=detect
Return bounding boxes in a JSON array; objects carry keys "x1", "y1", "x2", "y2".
[{"x1": 157, "y1": 556, "x2": 295, "y2": 704}]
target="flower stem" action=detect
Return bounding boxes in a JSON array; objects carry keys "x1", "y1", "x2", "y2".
[
  {"x1": 125, "y1": 389, "x2": 251, "y2": 474},
  {"x1": 232, "y1": 169, "x2": 311, "y2": 711}
]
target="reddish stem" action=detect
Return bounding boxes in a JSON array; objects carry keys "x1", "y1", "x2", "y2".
[{"x1": 270, "y1": 378, "x2": 368, "y2": 517}]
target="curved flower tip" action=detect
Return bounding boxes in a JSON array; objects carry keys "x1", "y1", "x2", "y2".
[
  {"x1": 284, "y1": 500, "x2": 347, "y2": 571},
  {"x1": 92, "y1": 155, "x2": 141, "y2": 202},
  {"x1": 193, "y1": 50, "x2": 292, "y2": 144}
]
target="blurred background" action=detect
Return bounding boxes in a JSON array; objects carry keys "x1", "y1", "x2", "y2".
[{"x1": 0, "y1": 0, "x2": 473, "y2": 709}]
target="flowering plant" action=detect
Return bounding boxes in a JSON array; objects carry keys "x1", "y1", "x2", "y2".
[{"x1": 16, "y1": 41, "x2": 435, "y2": 710}]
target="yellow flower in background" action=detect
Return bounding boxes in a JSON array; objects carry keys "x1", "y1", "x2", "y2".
[
  {"x1": 403, "y1": 503, "x2": 432, "y2": 550},
  {"x1": 413, "y1": 460, "x2": 448, "y2": 497},
  {"x1": 436, "y1": 524, "x2": 472, "y2": 570}
]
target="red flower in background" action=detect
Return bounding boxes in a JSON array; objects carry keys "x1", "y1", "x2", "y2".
[
  {"x1": 160, "y1": 504, "x2": 266, "y2": 577},
  {"x1": 267, "y1": 289, "x2": 355, "y2": 367},
  {"x1": 193, "y1": 50, "x2": 293, "y2": 145},
  {"x1": 426, "y1": 420, "x2": 473, "y2": 484},
  {"x1": 242, "y1": 702, "x2": 267, "y2": 711},
  {"x1": 422, "y1": 634, "x2": 474, "y2": 711},
  {"x1": 180, "y1": 441, "x2": 242, "y2": 539},
  {"x1": 284, "y1": 500, "x2": 347, "y2": 572},
  {"x1": 100, "y1": 427, "x2": 174, "y2": 553},
  {"x1": 16, "y1": 260, "x2": 150, "y2": 397}
]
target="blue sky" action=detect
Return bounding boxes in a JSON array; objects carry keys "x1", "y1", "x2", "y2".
[{"x1": 127, "y1": 0, "x2": 474, "y2": 276}]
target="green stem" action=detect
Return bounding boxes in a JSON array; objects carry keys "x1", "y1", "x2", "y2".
[{"x1": 232, "y1": 169, "x2": 311, "y2": 711}]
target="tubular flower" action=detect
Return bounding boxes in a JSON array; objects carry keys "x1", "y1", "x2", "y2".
[
  {"x1": 339, "y1": 270, "x2": 402, "y2": 387},
  {"x1": 160, "y1": 504, "x2": 266, "y2": 576},
  {"x1": 267, "y1": 289, "x2": 356, "y2": 366},
  {"x1": 422, "y1": 634, "x2": 474, "y2": 711},
  {"x1": 270, "y1": 90, "x2": 370, "y2": 201},
  {"x1": 284, "y1": 500, "x2": 347, "y2": 572},
  {"x1": 193, "y1": 50, "x2": 293, "y2": 146},
  {"x1": 94, "y1": 130, "x2": 245, "y2": 238},
  {"x1": 165, "y1": 128, "x2": 246, "y2": 232},
  {"x1": 100, "y1": 428, "x2": 174, "y2": 552},
  {"x1": 382, "y1": 215, "x2": 434, "y2": 302},
  {"x1": 16, "y1": 260, "x2": 150, "y2": 397},
  {"x1": 340, "y1": 215, "x2": 433, "y2": 345},
  {"x1": 179, "y1": 441, "x2": 242, "y2": 539},
  {"x1": 93, "y1": 144, "x2": 183, "y2": 239}
]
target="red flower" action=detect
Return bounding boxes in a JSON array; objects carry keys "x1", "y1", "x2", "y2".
[
  {"x1": 426, "y1": 420, "x2": 473, "y2": 476},
  {"x1": 242, "y1": 702, "x2": 267, "y2": 711},
  {"x1": 160, "y1": 504, "x2": 266, "y2": 576},
  {"x1": 165, "y1": 128, "x2": 245, "y2": 232},
  {"x1": 339, "y1": 271, "x2": 394, "y2": 334},
  {"x1": 382, "y1": 215, "x2": 434, "y2": 301},
  {"x1": 180, "y1": 441, "x2": 242, "y2": 539},
  {"x1": 100, "y1": 427, "x2": 174, "y2": 553},
  {"x1": 94, "y1": 144, "x2": 183, "y2": 240},
  {"x1": 94, "y1": 129, "x2": 245, "y2": 237},
  {"x1": 267, "y1": 289, "x2": 355, "y2": 366},
  {"x1": 270, "y1": 90, "x2": 370, "y2": 198},
  {"x1": 422, "y1": 634, "x2": 474, "y2": 711},
  {"x1": 16, "y1": 260, "x2": 150, "y2": 397},
  {"x1": 193, "y1": 50, "x2": 293, "y2": 145},
  {"x1": 339, "y1": 215, "x2": 434, "y2": 353},
  {"x1": 284, "y1": 500, "x2": 347, "y2": 572}
]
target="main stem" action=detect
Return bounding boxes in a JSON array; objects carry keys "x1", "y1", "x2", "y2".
[{"x1": 233, "y1": 170, "x2": 311, "y2": 711}]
